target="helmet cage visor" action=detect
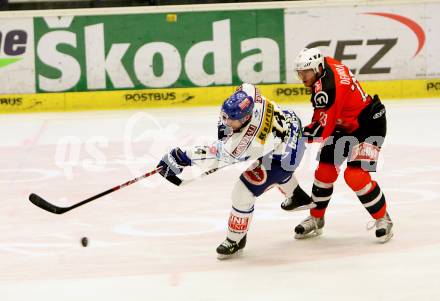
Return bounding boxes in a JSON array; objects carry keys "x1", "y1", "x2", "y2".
[{"x1": 221, "y1": 110, "x2": 249, "y2": 126}]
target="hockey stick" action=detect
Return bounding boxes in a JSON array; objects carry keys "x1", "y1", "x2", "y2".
[
  {"x1": 178, "y1": 162, "x2": 235, "y2": 186},
  {"x1": 29, "y1": 158, "x2": 239, "y2": 214},
  {"x1": 28, "y1": 167, "x2": 162, "y2": 215}
]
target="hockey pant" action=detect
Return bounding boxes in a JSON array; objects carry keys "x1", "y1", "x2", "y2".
[
  {"x1": 226, "y1": 158, "x2": 301, "y2": 242},
  {"x1": 310, "y1": 96, "x2": 388, "y2": 219},
  {"x1": 310, "y1": 163, "x2": 387, "y2": 219}
]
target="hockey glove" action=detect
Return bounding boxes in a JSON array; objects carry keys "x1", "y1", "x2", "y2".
[
  {"x1": 218, "y1": 123, "x2": 232, "y2": 140},
  {"x1": 157, "y1": 147, "x2": 192, "y2": 185},
  {"x1": 302, "y1": 122, "x2": 323, "y2": 142}
]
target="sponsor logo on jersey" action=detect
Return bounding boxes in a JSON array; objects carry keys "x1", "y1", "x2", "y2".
[
  {"x1": 256, "y1": 101, "x2": 274, "y2": 143},
  {"x1": 313, "y1": 79, "x2": 322, "y2": 93},
  {"x1": 373, "y1": 108, "x2": 386, "y2": 119},
  {"x1": 231, "y1": 124, "x2": 257, "y2": 157},
  {"x1": 228, "y1": 214, "x2": 249, "y2": 232},
  {"x1": 350, "y1": 142, "x2": 380, "y2": 162},
  {"x1": 243, "y1": 164, "x2": 267, "y2": 186},
  {"x1": 313, "y1": 91, "x2": 329, "y2": 108}
]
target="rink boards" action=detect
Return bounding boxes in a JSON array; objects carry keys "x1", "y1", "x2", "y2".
[
  {"x1": 1, "y1": 79, "x2": 440, "y2": 113},
  {"x1": 1, "y1": 0, "x2": 440, "y2": 113}
]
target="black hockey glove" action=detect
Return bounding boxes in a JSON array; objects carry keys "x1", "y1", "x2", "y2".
[
  {"x1": 157, "y1": 147, "x2": 192, "y2": 185},
  {"x1": 218, "y1": 122, "x2": 232, "y2": 140},
  {"x1": 302, "y1": 122, "x2": 323, "y2": 142}
]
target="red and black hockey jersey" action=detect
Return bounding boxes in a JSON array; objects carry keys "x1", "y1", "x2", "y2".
[{"x1": 306, "y1": 57, "x2": 372, "y2": 139}]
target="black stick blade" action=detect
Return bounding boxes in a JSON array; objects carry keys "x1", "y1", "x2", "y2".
[{"x1": 28, "y1": 193, "x2": 68, "y2": 214}]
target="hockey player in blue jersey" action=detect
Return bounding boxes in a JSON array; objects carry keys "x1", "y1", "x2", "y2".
[{"x1": 157, "y1": 83, "x2": 314, "y2": 259}]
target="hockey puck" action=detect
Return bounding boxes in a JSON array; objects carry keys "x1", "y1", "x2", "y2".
[{"x1": 81, "y1": 237, "x2": 88, "y2": 247}]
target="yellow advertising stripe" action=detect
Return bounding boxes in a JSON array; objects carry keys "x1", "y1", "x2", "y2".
[
  {"x1": 262, "y1": 78, "x2": 440, "y2": 104},
  {"x1": 0, "y1": 93, "x2": 65, "y2": 113},
  {"x1": 64, "y1": 86, "x2": 235, "y2": 111},
  {"x1": 1, "y1": 78, "x2": 439, "y2": 114},
  {"x1": 0, "y1": 86, "x2": 235, "y2": 114},
  {"x1": 362, "y1": 78, "x2": 440, "y2": 100}
]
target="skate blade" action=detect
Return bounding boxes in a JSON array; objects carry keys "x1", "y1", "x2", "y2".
[
  {"x1": 378, "y1": 231, "x2": 393, "y2": 244},
  {"x1": 292, "y1": 203, "x2": 317, "y2": 211},
  {"x1": 294, "y1": 228, "x2": 323, "y2": 240},
  {"x1": 217, "y1": 249, "x2": 243, "y2": 260},
  {"x1": 282, "y1": 203, "x2": 317, "y2": 212}
]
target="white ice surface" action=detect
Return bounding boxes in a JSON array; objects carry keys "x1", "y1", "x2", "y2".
[{"x1": 1, "y1": 99, "x2": 440, "y2": 301}]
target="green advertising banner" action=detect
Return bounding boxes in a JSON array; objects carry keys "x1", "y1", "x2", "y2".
[{"x1": 34, "y1": 9, "x2": 284, "y2": 93}]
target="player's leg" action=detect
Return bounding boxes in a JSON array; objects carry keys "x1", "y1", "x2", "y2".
[
  {"x1": 217, "y1": 158, "x2": 288, "y2": 259},
  {"x1": 294, "y1": 133, "x2": 344, "y2": 239},
  {"x1": 217, "y1": 157, "x2": 305, "y2": 258},
  {"x1": 279, "y1": 175, "x2": 315, "y2": 211},
  {"x1": 294, "y1": 162, "x2": 338, "y2": 239},
  {"x1": 278, "y1": 136, "x2": 315, "y2": 211},
  {"x1": 346, "y1": 94, "x2": 393, "y2": 243},
  {"x1": 216, "y1": 179, "x2": 254, "y2": 259},
  {"x1": 344, "y1": 166, "x2": 393, "y2": 243}
]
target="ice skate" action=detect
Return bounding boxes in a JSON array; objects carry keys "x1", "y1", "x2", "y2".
[
  {"x1": 216, "y1": 235, "x2": 247, "y2": 260},
  {"x1": 281, "y1": 186, "x2": 316, "y2": 211},
  {"x1": 367, "y1": 212, "x2": 393, "y2": 243},
  {"x1": 294, "y1": 215, "x2": 325, "y2": 239}
]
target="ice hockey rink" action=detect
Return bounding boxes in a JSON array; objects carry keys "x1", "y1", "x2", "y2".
[{"x1": 1, "y1": 99, "x2": 439, "y2": 301}]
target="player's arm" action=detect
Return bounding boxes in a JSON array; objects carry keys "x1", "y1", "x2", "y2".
[
  {"x1": 303, "y1": 85, "x2": 342, "y2": 141},
  {"x1": 157, "y1": 84, "x2": 256, "y2": 185},
  {"x1": 156, "y1": 141, "x2": 243, "y2": 186},
  {"x1": 217, "y1": 112, "x2": 232, "y2": 141},
  {"x1": 156, "y1": 147, "x2": 193, "y2": 185},
  {"x1": 304, "y1": 106, "x2": 337, "y2": 141}
]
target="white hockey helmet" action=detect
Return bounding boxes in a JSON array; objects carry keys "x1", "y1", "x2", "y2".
[{"x1": 294, "y1": 48, "x2": 324, "y2": 74}]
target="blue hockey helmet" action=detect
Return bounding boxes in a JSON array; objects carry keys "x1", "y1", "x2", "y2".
[{"x1": 221, "y1": 91, "x2": 254, "y2": 123}]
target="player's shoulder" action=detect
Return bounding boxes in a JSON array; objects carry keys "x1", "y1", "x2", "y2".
[
  {"x1": 323, "y1": 57, "x2": 351, "y2": 83},
  {"x1": 315, "y1": 56, "x2": 349, "y2": 92},
  {"x1": 324, "y1": 56, "x2": 343, "y2": 67},
  {"x1": 310, "y1": 57, "x2": 342, "y2": 109},
  {"x1": 226, "y1": 119, "x2": 260, "y2": 159}
]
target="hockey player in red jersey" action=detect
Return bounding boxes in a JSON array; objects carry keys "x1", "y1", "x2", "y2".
[{"x1": 292, "y1": 48, "x2": 393, "y2": 243}]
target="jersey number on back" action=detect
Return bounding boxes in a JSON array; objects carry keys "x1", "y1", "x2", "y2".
[{"x1": 349, "y1": 71, "x2": 368, "y2": 102}]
